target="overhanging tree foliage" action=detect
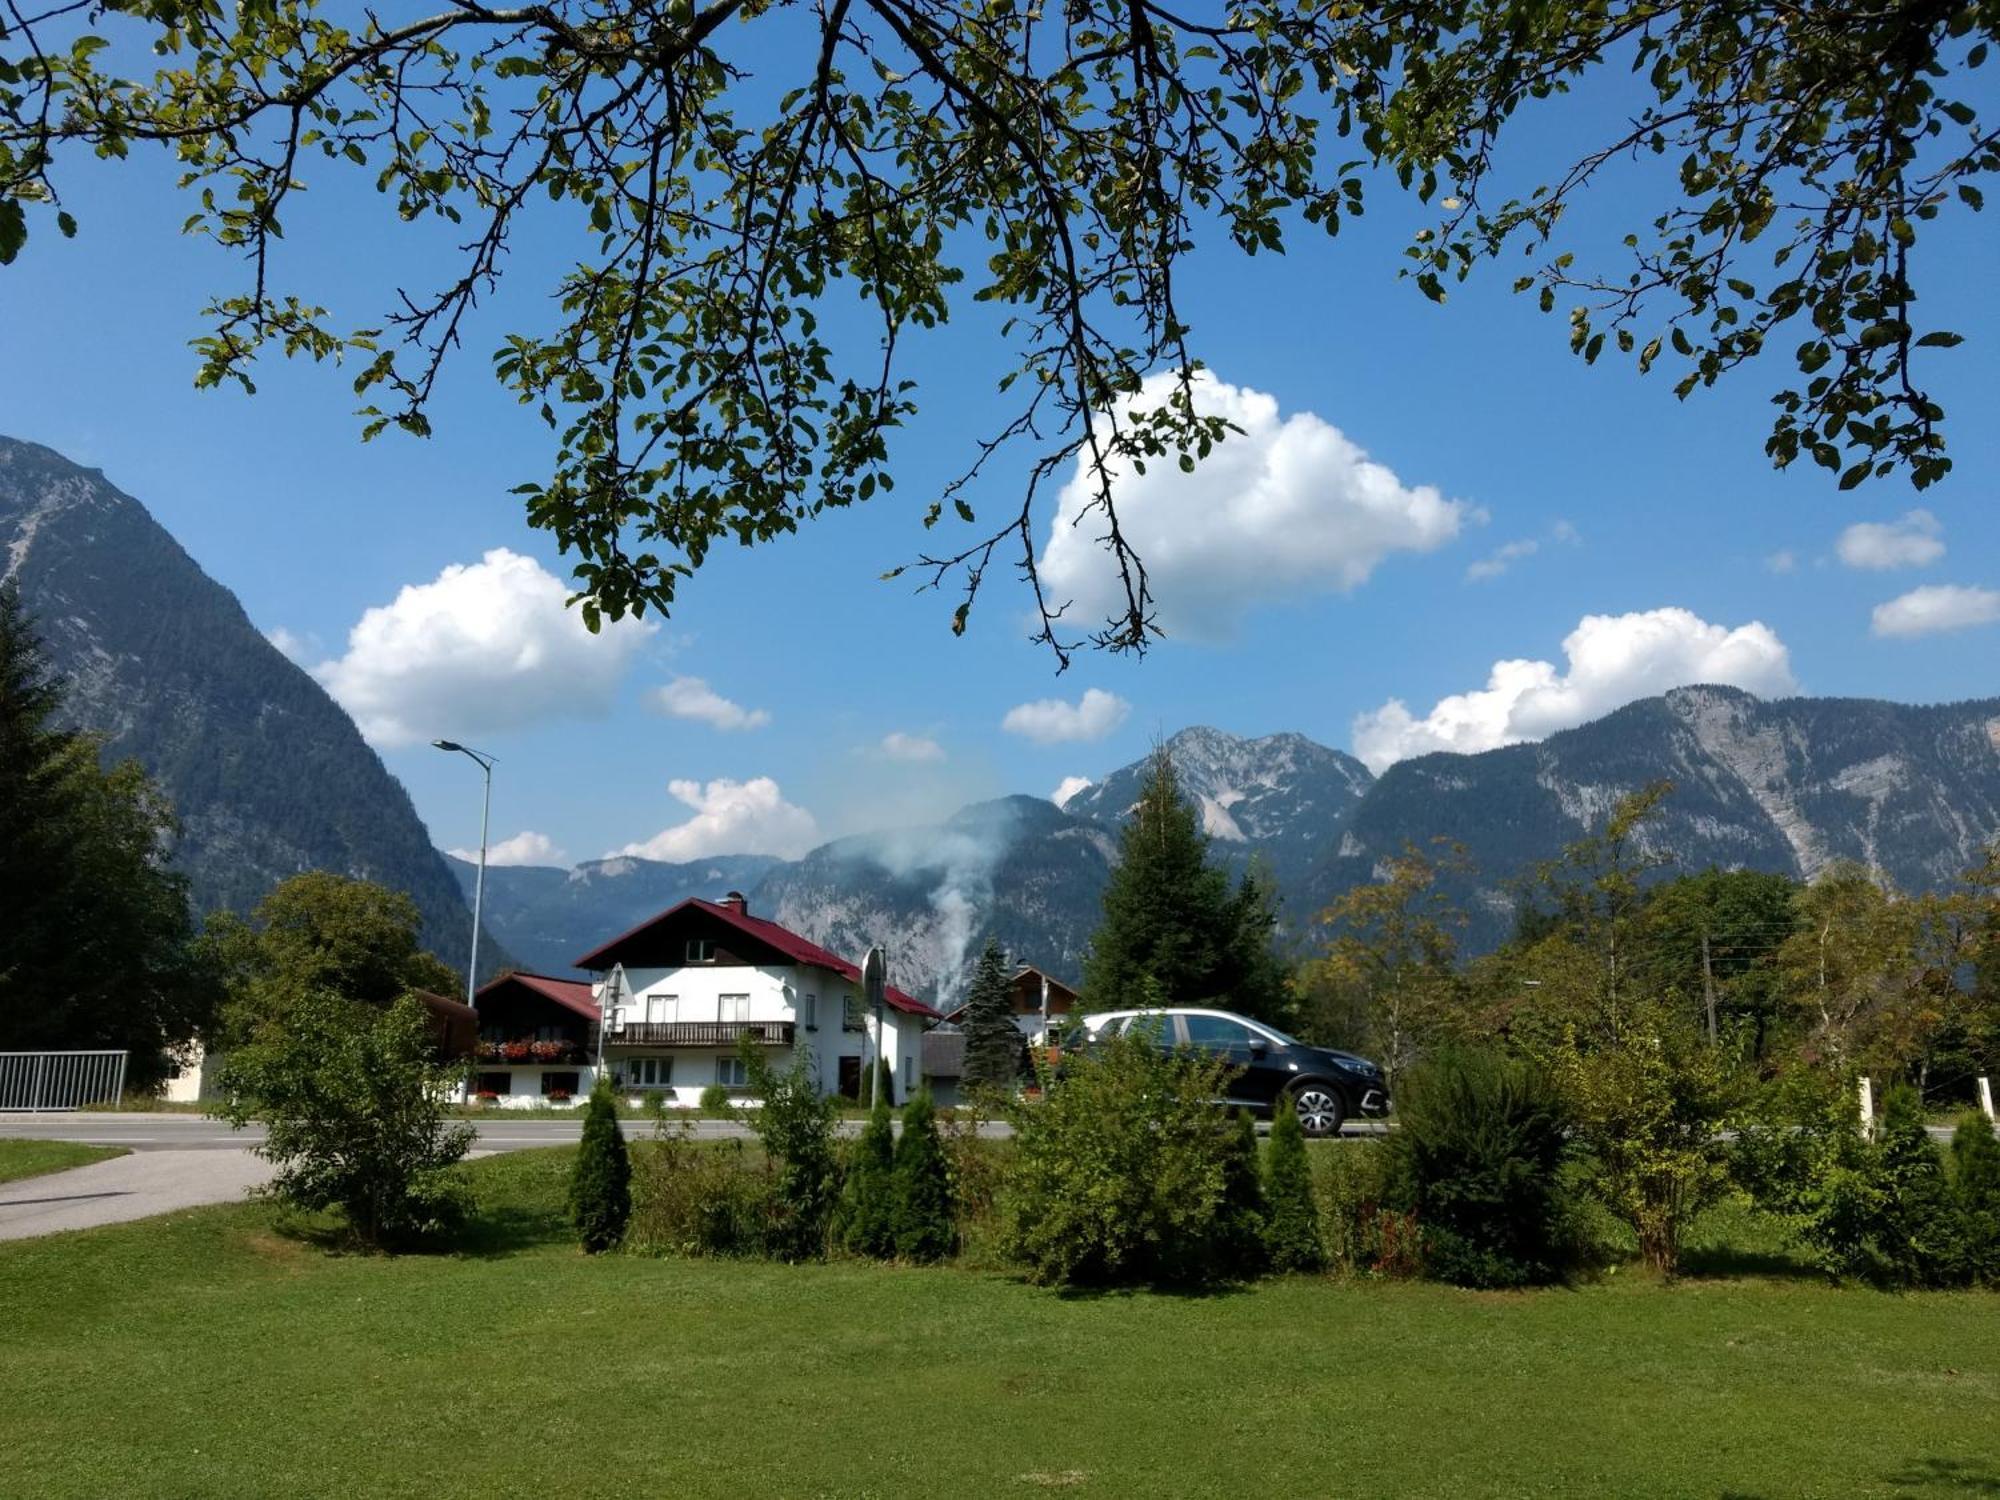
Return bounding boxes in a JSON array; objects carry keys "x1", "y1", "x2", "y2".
[
  {"x1": 4, "y1": 1, "x2": 1989, "y2": 653},
  {"x1": 0, "y1": 587, "x2": 204, "y2": 1080}
]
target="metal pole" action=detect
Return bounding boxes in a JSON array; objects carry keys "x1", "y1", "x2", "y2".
[
  {"x1": 468, "y1": 756, "x2": 491, "y2": 1006},
  {"x1": 113, "y1": 1051, "x2": 127, "y2": 1110},
  {"x1": 31, "y1": 1053, "x2": 45, "y2": 1113}
]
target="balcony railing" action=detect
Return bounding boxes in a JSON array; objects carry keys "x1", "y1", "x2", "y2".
[{"x1": 607, "y1": 1020, "x2": 796, "y2": 1048}]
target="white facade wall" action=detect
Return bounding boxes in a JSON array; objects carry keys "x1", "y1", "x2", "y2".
[{"x1": 593, "y1": 961, "x2": 926, "y2": 1107}]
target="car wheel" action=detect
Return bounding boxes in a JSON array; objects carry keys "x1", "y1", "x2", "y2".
[{"x1": 1289, "y1": 1083, "x2": 1345, "y2": 1138}]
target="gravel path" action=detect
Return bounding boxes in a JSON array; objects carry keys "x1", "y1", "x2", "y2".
[{"x1": 0, "y1": 1149, "x2": 274, "y2": 1242}]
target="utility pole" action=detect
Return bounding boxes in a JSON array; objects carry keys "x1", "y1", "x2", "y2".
[
  {"x1": 431, "y1": 740, "x2": 496, "y2": 1005},
  {"x1": 1701, "y1": 927, "x2": 1719, "y2": 1045}
]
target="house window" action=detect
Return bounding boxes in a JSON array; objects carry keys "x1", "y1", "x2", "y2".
[
  {"x1": 627, "y1": 1057, "x2": 671, "y2": 1088},
  {"x1": 719, "y1": 993, "x2": 750, "y2": 1023},
  {"x1": 901, "y1": 1057, "x2": 913, "y2": 1091},
  {"x1": 715, "y1": 1056, "x2": 748, "y2": 1088},
  {"x1": 540, "y1": 1071, "x2": 581, "y2": 1097},
  {"x1": 686, "y1": 938, "x2": 716, "y2": 964},
  {"x1": 843, "y1": 994, "x2": 865, "y2": 1032},
  {"x1": 802, "y1": 994, "x2": 818, "y2": 1029},
  {"x1": 476, "y1": 1072, "x2": 512, "y2": 1096}
]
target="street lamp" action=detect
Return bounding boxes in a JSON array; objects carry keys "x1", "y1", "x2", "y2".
[{"x1": 432, "y1": 740, "x2": 495, "y2": 1006}]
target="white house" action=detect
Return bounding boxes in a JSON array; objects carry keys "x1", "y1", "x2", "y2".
[{"x1": 470, "y1": 891, "x2": 940, "y2": 1108}]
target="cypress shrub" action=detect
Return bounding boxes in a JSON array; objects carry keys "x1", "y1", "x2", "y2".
[
  {"x1": 1263, "y1": 1100, "x2": 1325, "y2": 1273},
  {"x1": 1952, "y1": 1113, "x2": 2000, "y2": 1285},
  {"x1": 1873, "y1": 1085, "x2": 1969, "y2": 1287},
  {"x1": 891, "y1": 1088, "x2": 957, "y2": 1262},
  {"x1": 838, "y1": 1088, "x2": 898, "y2": 1258},
  {"x1": 1385, "y1": 1047, "x2": 1577, "y2": 1288},
  {"x1": 1210, "y1": 1107, "x2": 1268, "y2": 1278},
  {"x1": 569, "y1": 1080, "x2": 632, "y2": 1253}
]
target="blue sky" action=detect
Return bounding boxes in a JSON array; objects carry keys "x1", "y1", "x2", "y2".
[{"x1": 4, "y1": 49, "x2": 1996, "y2": 868}]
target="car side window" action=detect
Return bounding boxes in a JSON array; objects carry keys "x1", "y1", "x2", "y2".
[
  {"x1": 1120, "y1": 1013, "x2": 1171, "y2": 1046},
  {"x1": 1181, "y1": 1014, "x2": 1254, "y2": 1049}
]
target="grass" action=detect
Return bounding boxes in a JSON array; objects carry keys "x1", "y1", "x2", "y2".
[
  {"x1": 3, "y1": 1148, "x2": 1998, "y2": 1498},
  {"x1": 0, "y1": 1139, "x2": 126, "y2": 1185}
]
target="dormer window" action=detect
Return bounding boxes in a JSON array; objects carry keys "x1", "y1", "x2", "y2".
[{"x1": 685, "y1": 938, "x2": 716, "y2": 964}]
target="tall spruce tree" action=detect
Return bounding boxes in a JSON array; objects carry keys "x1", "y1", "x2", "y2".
[
  {"x1": 961, "y1": 937, "x2": 1025, "y2": 1091},
  {"x1": 0, "y1": 588, "x2": 203, "y2": 1080},
  {"x1": 1081, "y1": 745, "x2": 1288, "y2": 1023}
]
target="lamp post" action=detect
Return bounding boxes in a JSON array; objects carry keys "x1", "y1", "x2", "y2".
[{"x1": 431, "y1": 740, "x2": 495, "y2": 1006}]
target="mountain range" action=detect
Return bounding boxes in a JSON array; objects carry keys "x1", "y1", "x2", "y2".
[
  {"x1": 450, "y1": 693, "x2": 2000, "y2": 1000},
  {"x1": 0, "y1": 435, "x2": 498, "y2": 975},
  {"x1": 10, "y1": 434, "x2": 1998, "y2": 1008}
]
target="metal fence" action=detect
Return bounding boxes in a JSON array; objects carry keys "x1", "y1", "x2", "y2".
[{"x1": 0, "y1": 1051, "x2": 127, "y2": 1111}]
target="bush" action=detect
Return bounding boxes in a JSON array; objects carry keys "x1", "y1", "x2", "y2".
[
  {"x1": 1951, "y1": 1113, "x2": 2000, "y2": 1285},
  {"x1": 628, "y1": 1121, "x2": 772, "y2": 1257},
  {"x1": 1000, "y1": 1028, "x2": 1257, "y2": 1287},
  {"x1": 742, "y1": 1041, "x2": 839, "y2": 1260},
  {"x1": 1263, "y1": 1101, "x2": 1324, "y2": 1273},
  {"x1": 1552, "y1": 1004, "x2": 1735, "y2": 1276},
  {"x1": 1871, "y1": 1085, "x2": 1968, "y2": 1287},
  {"x1": 1384, "y1": 1047, "x2": 1577, "y2": 1288},
  {"x1": 698, "y1": 1083, "x2": 733, "y2": 1117},
  {"x1": 216, "y1": 992, "x2": 473, "y2": 1249},
  {"x1": 569, "y1": 1081, "x2": 632, "y2": 1253},
  {"x1": 837, "y1": 1089, "x2": 898, "y2": 1258},
  {"x1": 890, "y1": 1088, "x2": 956, "y2": 1262},
  {"x1": 1312, "y1": 1141, "x2": 1402, "y2": 1275}
]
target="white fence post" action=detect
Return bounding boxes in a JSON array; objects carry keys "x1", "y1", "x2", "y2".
[{"x1": 1979, "y1": 1077, "x2": 1995, "y2": 1123}]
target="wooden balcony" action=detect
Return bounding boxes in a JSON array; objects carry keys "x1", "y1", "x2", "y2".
[{"x1": 606, "y1": 1020, "x2": 796, "y2": 1048}]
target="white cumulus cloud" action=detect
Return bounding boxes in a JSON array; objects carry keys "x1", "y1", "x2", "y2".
[
  {"x1": 451, "y1": 830, "x2": 567, "y2": 868},
  {"x1": 1002, "y1": 688, "x2": 1131, "y2": 745},
  {"x1": 1036, "y1": 371, "x2": 1471, "y2": 638},
  {"x1": 1837, "y1": 510, "x2": 1945, "y2": 571},
  {"x1": 1352, "y1": 607, "x2": 1798, "y2": 773},
  {"x1": 311, "y1": 548, "x2": 652, "y2": 747},
  {"x1": 1870, "y1": 584, "x2": 2000, "y2": 639},
  {"x1": 878, "y1": 731, "x2": 945, "y2": 763},
  {"x1": 265, "y1": 625, "x2": 318, "y2": 663},
  {"x1": 653, "y1": 675, "x2": 771, "y2": 731},
  {"x1": 615, "y1": 777, "x2": 819, "y2": 861},
  {"x1": 1051, "y1": 775, "x2": 1093, "y2": 809},
  {"x1": 1765, "y1": 550, "x2": 1798, "y2": 575}
]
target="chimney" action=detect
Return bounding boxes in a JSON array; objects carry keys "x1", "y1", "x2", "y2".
[{"x1": 721, "y1": 890, "x2": 748, "y2": 916}]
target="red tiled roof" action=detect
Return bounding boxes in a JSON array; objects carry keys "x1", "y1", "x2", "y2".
[
  {"x1": 476, "y1": 970, "x2": 599, "y2": 1021},
  {"x1": 575, "y1": 899, "x2": 942, "y2": 1020}
]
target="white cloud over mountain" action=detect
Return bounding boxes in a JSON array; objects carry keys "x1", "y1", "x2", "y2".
[
  {"x1": 312, "y1": 548, "x2": 651, "y2": 747},
  {"x1": 1351, "y1": 607, "x2": 1798, "y2": 772},
  {"x1": 451, "y1": 830, "x2": 566, "y2": 867},
  {"x1": 615, "y1": 777, "x2": 818, "y2": 861},
  {"x1": 1037, "y1": 371, "x2": 1470, "y2": 638},
  {"x1": 1002, "y1": 688, "x2": 1131, "y2": 745},
  {"x1": 1837, "y1": 510, "x2": 1945, "y2": 571},
  {"x1": 1051, "y1": 775, "x2": 1093, "y2": 808},
  {"x1": 1870, "y1": 584, "x2": 2000, "y2": 639},
  {"x1": 878, "y1": 731, "x2": 946, "y2": 762},
  {"x1": 653, "y1": 675, "x2": 771, "y2": 731}
]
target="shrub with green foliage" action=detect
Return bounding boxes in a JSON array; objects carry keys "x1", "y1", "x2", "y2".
[
  {"x1": 741, "y1": 1040, "x2": 839, "y2": 1260},
  {"x1": 217, "y1": 992, "x2": 473, "y2": 1248},
  {"x1": 1263, "y1": 1101, "x2": 1325, "y2": 1273},
  {"x1": 1870, "y1": 1085, "x2": 1969, "y2": 1287},
  {"x1": 1951, "y1": 1113, "x2": 2000, "y2": 1285},
  {"x1": 838, "y1": 1089, "x2": 898, "y2": 1258},
  {"x1": 1384, "y1": 1047, "x2": 1578, "y2": 1288},
  {"x1": 628, "y1": 1121, "x2": 772, "y2": 1257},
  {"x1": 866, "y1": 1054, "x2": 895, "y2": 1108},
  {"x1": 1001, "y1": 1027, "x2": 1255, "y2": 1286},
  {"x1": 891, "y1": 1088, "x2": 957, "y2": 1262},
  {"x1": 569, "y1": 1081, "x2": 632, "y2": 1253},
  {"x1": 698, "y1": 1083, "x2": 733, "y2": 1117}
]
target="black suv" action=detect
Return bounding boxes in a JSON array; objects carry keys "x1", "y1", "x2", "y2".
[{"x1": 1071, "y1": 1007, "x2": 1389, "y2": 1136}]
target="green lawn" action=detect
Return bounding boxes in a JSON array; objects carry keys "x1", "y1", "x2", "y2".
[
  {"x1": 0, "y1": 1139, "x2": 125, "y2": 1185},
  {"x1": 2, "y1": 1149, "x2": 1996, "y2": 1499}
]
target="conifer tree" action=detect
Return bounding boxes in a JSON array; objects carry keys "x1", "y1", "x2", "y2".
[
  {"x1": 569, "y1": 1080, "x2": 632, "y2": 1253},
  {"x1": 839, "y1": 1087, "x2": 898, "y2": 1258},
  {"x1": 1263, "y1": 1101, "x2": 1326, "y2": 1273},
  {"x1": 962, "y1": 937, "x2": 1026, "y2": 1091},
  {"x1": 1081, "y1": 746, "x2": 1287, "y2": 1023},
  {"x1": 891, "y1": 1088, "x2": 957, "y2": 1262},
  {"x1": 1950, "y1": 1112, "x2": 2000, "y2": 1285},
  {"x1": 0, "y1": 588, "x2": 203, "y2": 1078},
  {"x1": 1217, "y1": 1107, "x2": 1269, "y2": 1276}
]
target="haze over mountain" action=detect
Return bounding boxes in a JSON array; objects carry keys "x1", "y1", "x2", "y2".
[
  {"x1": 0, "y1": 435, "x2": 498, "y2": 973},
  {"x1": 454, "y1": 698, "x2": 2000, "y2": 998}
]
